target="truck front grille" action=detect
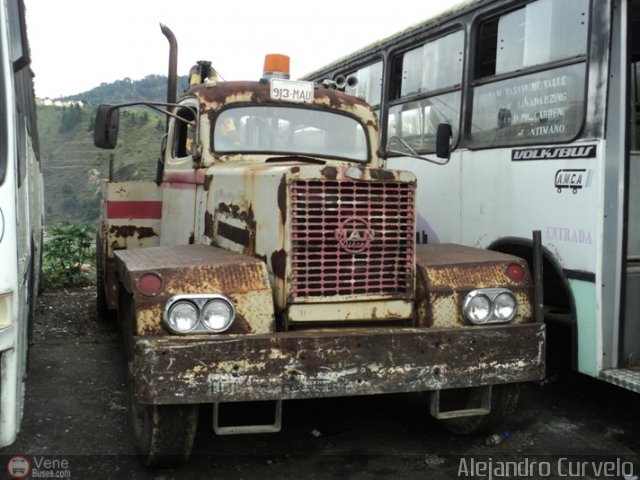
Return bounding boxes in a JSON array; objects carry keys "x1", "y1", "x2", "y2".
[{"x1": 290, "y1": 179, "x2": 415, "y2": 299}]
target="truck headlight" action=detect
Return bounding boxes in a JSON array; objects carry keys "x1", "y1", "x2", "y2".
[
  {"x1": 463, "y1": 288, "x2": 517, "y2": 325},
  {"x1": 464, "y1": 293, "x2": 491, "y2": 323},
  {"x1": 493, "y1": 292, "x2": 517, "y2": 321},
  {"x1": 163, "y1": 294, "x2": 236, "y2": 334},
  {"x1": 166, "y1": 301, "x2": 199, "y2": 333},
  {"x1": 202, "y1": 298, "x2": 235, "y2": 332}
]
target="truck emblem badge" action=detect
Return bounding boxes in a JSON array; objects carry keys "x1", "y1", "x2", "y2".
[{"x1": 335, "y1": 218, "x2": 374, "y2": 253}]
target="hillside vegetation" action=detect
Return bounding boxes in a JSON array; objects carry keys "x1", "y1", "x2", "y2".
[{"x1": 39, "y1": 74, "x2": 187, "y2": 225}]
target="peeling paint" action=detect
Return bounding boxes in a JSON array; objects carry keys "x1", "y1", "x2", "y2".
[{"x1": 132, "y1": 324, "x2": 545, "y2": 404}]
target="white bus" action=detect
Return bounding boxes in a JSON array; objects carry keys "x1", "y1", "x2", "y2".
[
  {"x1": 305, "y1": 0, "x2": 640, "y2": 392},
  {"x1": 0, "y1": 0, "x2": 44, "y2": 446}
]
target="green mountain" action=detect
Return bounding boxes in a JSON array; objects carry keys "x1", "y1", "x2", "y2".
[
  {"x1": 39, "y1": 74, "x2": 187, "y2": 225},
  {"x1": 62, "y1": 74, "x2": 189, "y2": 105}
]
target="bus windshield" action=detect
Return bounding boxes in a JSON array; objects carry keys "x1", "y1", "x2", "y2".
[{"x1": 212, "y1": 106, "x2": 369, "y2": 162}]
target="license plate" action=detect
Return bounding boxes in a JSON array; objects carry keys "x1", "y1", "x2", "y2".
[{"x1": 269, "y1": 78, "x2": 314, "y2": 104}]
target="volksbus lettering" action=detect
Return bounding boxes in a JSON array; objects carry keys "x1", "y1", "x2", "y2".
[{"x1": 512, "y1": 145, "x2": 596, "y2": 161}]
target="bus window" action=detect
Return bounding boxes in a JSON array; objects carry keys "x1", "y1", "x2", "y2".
[
  {"x1": 470, "y1": 0, "x2": 589, "y2": 147},
  {"x1": 388, "y1": 30, "x2": 463, "y2": 153},
  {"x1": 6, "y1": 0, "x2": 28, "y2": 70},
  {"x1": 345, "y1": 61, "x2": 383, "y2": 108},
  {"x1": 399, "y1": 31, "x2": 463, "y2": 97},
  {"x1": 388, "y1": 92, "x2": 461, "y2": 153}
]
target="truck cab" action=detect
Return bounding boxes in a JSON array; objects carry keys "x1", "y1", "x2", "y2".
[{"x1": 95, "y1": 50, "x2": 545, "y2": 467}]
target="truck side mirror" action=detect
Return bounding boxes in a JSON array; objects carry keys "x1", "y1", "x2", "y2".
[
  {"x1": 436, "y1": 123, "x2": 452, "y2": 159},
  {"x1": 94, "y1": 104, "x2": 120, "y2": 149}
]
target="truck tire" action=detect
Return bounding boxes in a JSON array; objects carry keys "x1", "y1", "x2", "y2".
[
  {"x1": 130, "y1": 400, "x2": 200, "y2": 468},
  {"x1": 439, "y1": 383, "x2": 519, "y2": 435},
  {"x1": 121, "y1": 287, "x2": 199, "y2": 467}
]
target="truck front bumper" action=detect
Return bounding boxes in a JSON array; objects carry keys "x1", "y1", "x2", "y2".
[{"x1": 132, "y1": 323, "x2": 545, "y2": 404}]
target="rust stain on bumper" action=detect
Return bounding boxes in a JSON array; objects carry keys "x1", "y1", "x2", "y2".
[{"x1": 132, "y1": 323, "x2": 545, "y2": 404}]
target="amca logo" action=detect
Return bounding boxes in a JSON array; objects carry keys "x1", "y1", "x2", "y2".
[{"x1": 555, "y1": 169, "x2": 588, "y2": 193}]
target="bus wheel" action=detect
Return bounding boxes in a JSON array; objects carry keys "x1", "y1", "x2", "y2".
[
  {"x1": 439, "y1": 383, "x2": 519, "y2": 435},
  {"x1": 130, "y1": 399, "x2": 199, "y2": 468}
]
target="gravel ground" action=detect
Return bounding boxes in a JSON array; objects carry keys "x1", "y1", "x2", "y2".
[{"x1": 0, "y1": 286, "x2": 638, "y2": 479}]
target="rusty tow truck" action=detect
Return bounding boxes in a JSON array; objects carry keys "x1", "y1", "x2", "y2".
[{"x1": 93, "y1": 26, "x2": 545, "y2": 467}]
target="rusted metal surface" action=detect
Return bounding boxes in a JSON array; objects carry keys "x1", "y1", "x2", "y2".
[
  {"x1": 101, "y1": 181, "x2": 163, "y2": 309},
  {"x1": 101, "y1": 74, "x2": 547, "y2": 413},
  {"x1": 212, "y1": 202, "x2": 257, "y2": 256},
  {"x1": 194, "y1": 80, "x2": 370, "y2": 113},
  {"x1": 200, "y1": 163, "x2": 417, "y2": 317},
  {"x1": 286, "y1": 299, "x2": 413, "y2": 323},
  {"x1": 114, "y1": 244, "x2": 275, "y2": 335},
  {"x1": 103, "y1": 181, "x2": 162, "y2": 252},
  {"x1": 288, "y1": 176, "x2": 415, "y2": 301},
  {"x1": 132, "y1": 323, "x2": 545, "y2": 404},
  {"x1": 416, "y1": 244, "x2": 534, "y2": 328},
  {"x1": 191, "y1": 80, "x2": 383, "y2": 169}
]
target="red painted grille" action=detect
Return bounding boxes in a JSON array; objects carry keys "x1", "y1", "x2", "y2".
[{"x1": 290, "y1": 179, "x2": 415, "y2": 298}]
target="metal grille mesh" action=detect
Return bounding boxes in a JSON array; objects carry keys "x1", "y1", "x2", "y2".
[{"x1": 290, "y1": 179, "x2": 415, "y2": 298}]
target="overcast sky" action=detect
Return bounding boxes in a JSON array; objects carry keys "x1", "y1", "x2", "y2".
[{"x1": 23, "y1": 0, "x2": 461, "y2": 99}]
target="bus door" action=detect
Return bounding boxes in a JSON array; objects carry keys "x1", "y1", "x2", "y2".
[{"x1": 624, "y1": 0, "x2": 640, "y2": 370}]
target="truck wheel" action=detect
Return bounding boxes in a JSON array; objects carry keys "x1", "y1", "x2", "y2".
[
  {"x1": 439, "y1": 383, "x2": 519, "y2": 435},
  {"x1": 130, "y1": 400, "x2": 199, "y2": 468}
]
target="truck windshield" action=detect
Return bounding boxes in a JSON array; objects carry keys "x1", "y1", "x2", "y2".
[{"x1": 212, "y1": 106, "x2": 369, "y2": 162}]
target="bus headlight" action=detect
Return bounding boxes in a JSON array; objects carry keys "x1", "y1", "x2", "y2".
[
  {"x1": 163, "y1": 294, "x2": 236, "y2": 334},
  {"x1": 202, "y1": 298, "x2": 235, "y2": 332},
  {"x1": 463, "y1": 288, "x2": 517, "y2": 325},
  {"x1": 166, "y1": 301, "x2": 199, "y2": 333}
]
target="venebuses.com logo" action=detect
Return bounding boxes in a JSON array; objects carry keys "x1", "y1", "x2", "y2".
[
  {"x1": 7, "y1": 456, "x2": 30, "y2": 479},
  {"x1": 6, "y1": 455, "x2": 72, "y2": 479}
]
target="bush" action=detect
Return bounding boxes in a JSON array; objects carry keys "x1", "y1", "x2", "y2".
[{"x1": 43, "y1": 221, "x2": 96, "y2": 288}]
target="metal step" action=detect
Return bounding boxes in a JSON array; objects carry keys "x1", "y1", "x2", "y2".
[{"x1": 600, "y1": 369, "x2": 640, "y2": 393}]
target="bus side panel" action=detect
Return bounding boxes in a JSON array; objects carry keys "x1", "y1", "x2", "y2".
[
  {"x1": 0, "y1": 76, "x2": 42, "y2": 449},
  {"x1": 387, "y1": 153, "x2": 462, "y2": 245},
  {"x1": 458, "y1": 144, "x2": 602, "y2": 377}
]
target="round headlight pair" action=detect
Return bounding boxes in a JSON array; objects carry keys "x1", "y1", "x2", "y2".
[
  {"x1": 164, "y1": 295, "x2": 235, "y2": 334},
  {"x1": 462, "y1": 289, "x2": 517, "y2": 324}
]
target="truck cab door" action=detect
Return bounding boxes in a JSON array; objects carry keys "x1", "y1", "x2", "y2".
[{"x1": 159, "y1": 99, "x2": 201, "y2": 246}]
